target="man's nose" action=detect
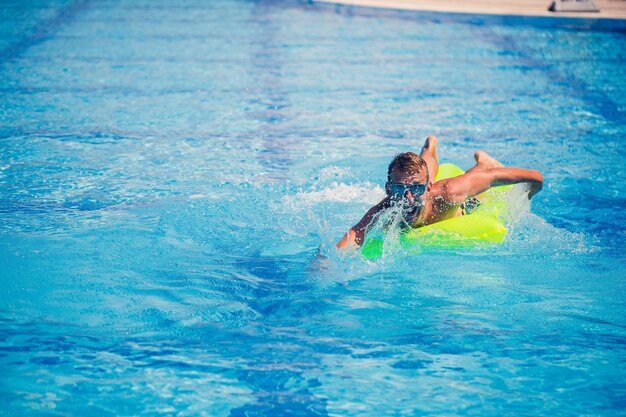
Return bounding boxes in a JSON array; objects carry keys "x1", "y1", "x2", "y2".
[{"x1": 405, "y1": 189, "x2": 414, "y2": 200}]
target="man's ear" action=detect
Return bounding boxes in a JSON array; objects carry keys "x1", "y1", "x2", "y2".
[{"x1": 385, "y1": 182, "x2": 391, "y2": 195}]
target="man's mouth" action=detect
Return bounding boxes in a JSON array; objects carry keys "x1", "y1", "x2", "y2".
[{"x1": 402, "y1": 204, "x2": 421, "y2": 223}]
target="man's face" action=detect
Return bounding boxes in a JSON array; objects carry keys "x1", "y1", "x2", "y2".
[
  {"x1": 388, "y1": 167, "x2": 429, "y2": 203},
  {"x1": 387, "y1": 167, "x2": 429, "y2": 224}
]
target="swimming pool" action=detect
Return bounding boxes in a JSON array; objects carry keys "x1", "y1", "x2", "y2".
[{"x1": 1, "y1": 0, "x2": 625, "y2": 415}]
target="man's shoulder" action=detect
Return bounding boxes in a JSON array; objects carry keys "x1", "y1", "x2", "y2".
[
  {"x1": 367, "y1": 197, "x2": 392, "y2": 215},
  {"x1": 428, "y1": 178, "x2": 465, "y2": 206},
  {"x1": 354, "y1": 197, "x2": 391, "y2": 229},
  {"x1": 429, "y1": 178, "x2": 454, "y2": 197}
]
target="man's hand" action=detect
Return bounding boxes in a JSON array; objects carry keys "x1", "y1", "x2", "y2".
[
  {"x1": 527, "y1": 180, "x2": 543, "y2": 200},
  {"x1": 336, "y1": 228, "x2": 362, "y2": 250}
]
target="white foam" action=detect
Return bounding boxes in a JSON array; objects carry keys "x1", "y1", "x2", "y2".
[
  {"x1": 283, "y1": 182, "x2": 385, "y2": 206},
  {"x1": 316, "y1": 166, "x2": 352, "y2": 181}
]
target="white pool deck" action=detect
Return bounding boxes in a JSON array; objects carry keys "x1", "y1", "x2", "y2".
[{"x1": 313, "y1": 0, "x2": 626, "y2": 20}]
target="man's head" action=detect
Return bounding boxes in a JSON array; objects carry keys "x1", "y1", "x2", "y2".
[
  {"x1": 386, "y1": 152, "x2": 430, "y2": 201},
  {"x1": 385, "y1": 152, "x2": 430, "y2": 224}
]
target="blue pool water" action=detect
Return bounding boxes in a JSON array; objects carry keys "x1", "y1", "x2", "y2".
[{"x1": 1, "y1": 0, "x2": 626, "y2": 415}]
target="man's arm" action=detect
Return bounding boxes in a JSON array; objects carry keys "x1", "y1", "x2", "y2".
[
  {"x1": 440, "y1": 167, "x2": 544, "y2": 204},
  {"x1": 336, "y1": 198, "x2": 389, "y2": 250}
]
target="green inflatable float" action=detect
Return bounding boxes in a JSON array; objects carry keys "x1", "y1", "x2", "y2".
[{"x1": 361, "y1": 163, "x2": 512, "y2": 259}]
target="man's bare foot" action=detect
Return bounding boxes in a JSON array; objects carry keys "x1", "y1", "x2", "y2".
[
  {"x1": 474, "y1": 150, "x2": 504, "y2": 169},
  {"x1": 422, "y1": 135, "x2": 439, "y2": 160}
]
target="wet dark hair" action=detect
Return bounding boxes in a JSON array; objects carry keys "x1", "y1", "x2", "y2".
[{"x1": 387, "y1": 152, "x2": 429, "y2": 183}]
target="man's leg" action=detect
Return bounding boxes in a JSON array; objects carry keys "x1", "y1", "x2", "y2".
[
  {"x1": 459, "y1": 151, "x2": 506, "y2": 214},
  {"x1": 465, "y1": 150, "x2": 504, "y2": 174},
  {"x1": 420, "y1": 135, "x2": 439, "y2": 184}
]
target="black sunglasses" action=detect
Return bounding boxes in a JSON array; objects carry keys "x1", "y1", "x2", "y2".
[{"x1": 387, "y1": 182, "x2": 427, "y2": 199}]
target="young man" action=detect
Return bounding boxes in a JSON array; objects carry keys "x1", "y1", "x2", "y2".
[{"x1": 336, "y1": 136, "x2": 544, "y2": 250}]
